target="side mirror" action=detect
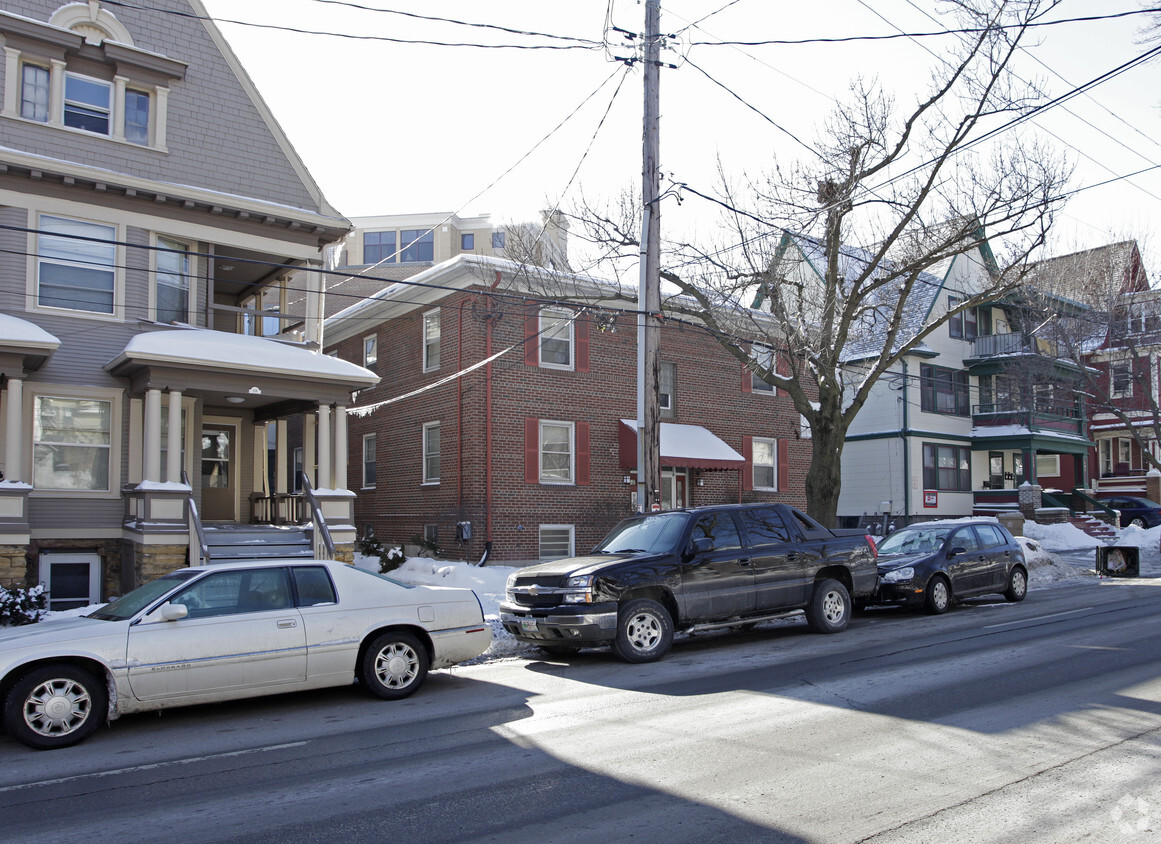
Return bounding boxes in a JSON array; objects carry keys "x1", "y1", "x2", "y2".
[
  {"x1": 947, "y1": 546, "x2": 967, "y2": 558},
  {"x1": 687, "y1": 536, "x2": 713, "y2": 559},
  {"x1": 160, "y1": 602, "x2": 189, "y2": 622}
]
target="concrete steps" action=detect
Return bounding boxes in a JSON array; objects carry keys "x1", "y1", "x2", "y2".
[
  {"x1": 1068, "y1": 514, "x2": 1119, "y2": 541},
  {"x1": 202, "y1": 525, "x2": 314, "y2": 563}
]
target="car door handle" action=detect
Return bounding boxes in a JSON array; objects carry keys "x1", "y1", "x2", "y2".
[
  {"x1": 786, "y1": 552, "x2": 798, "y2": 562},
  {"x1": 277, "y1": 619, "x2": 298, "y2": 629},
  {"x1": 738, "y1": 558, "x2": 752, "y2": 567}
]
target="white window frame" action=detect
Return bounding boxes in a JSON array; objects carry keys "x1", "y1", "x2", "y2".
[
  {"x1": 153, "y1": 234, "x2": 192, "y2": 325},
  {"x1": 538, "y1": 525, "x2": 575, "y2": 560},
  {"x1": 63, "y1": 71, "x2": 112, "y2": 136},
  {"x1": 41, "y1": 552, "x2": 101, "y2": 611},
  {"x1": 538, "y1": 307, "x2": 574, "y2": 370},
  {"x1": 1111, "y1": 361, "x2": 1133, "y2": 399},
  {"x1": 32, "y1": 212, "x2": 122, "y2": 320},
  {"x1": 423, "y1": 309, "x2": 441, "y2": 372},
  {"x1": 752, "y1": 436, "x2": 777, "y2": 490},
  {"x1": 750, "y1": 345, "x2": 776, "y2": 394},
  {"x1": 20, "y1": 61, "x2": 50, "y2": 122},
  {"x1": 1035, "y1": 454, "x2": 1060, "y2": 478},
  {"x1": 27, "y1": 386, "x2": 122, "y2": 498},
  {"x1": 539, "y1": 420, "x2": 575, "y2": 484},
  {"x1": 422, "y1": 422, "x2": 440, "y2": 485},
  {"x1": 659, "y1": 361, "x2": 676, "y2": 418},
  {"x1": 362, "y1": 433, "x2": 376, "y2": 489},
  {"x1": 363, "y1": 334, "x2": 378, "y2": 369}
]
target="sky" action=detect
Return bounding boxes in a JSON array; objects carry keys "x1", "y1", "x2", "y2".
[{"x1": 198, "y1": 0, "x2": 1161, "y2": 276}]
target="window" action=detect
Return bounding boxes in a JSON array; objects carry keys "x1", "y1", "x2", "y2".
[
  {"x1": 947, "y1": 297, "x2": 978, "y2": 339},
  {"x1": 659, "y1": 362, "x2": 676, "y2": 418},
  {"x1": 33, "y1": 396, "x2": 112, "y2": 491},
  {"x1": 362, "y1": 433, "x2": 376, "y2": 488},
  {"x1": 975, "y1": 524, "x2": 1007, "y2": 548},
  {"x1": 539, "y1": 525, "x2": 574, "y2": 560},
  {"x1": 422, "y1": 422, "x2": 440, "y2": 484},
  {"x1": 1035, "y1": 454, "x2": 1060, "y2": 478},
  {"x1": 41, "y1": 553, "x2": 100, "y2": 611},
  {"x1": 400, "y1": 229, "x2": 434, "y2": 263},
  {"x1": 363, "y1": 335, "x2": 378, "y2": 369},
  {"x1": 750, "y1": 345, "x2": 776, "y2": 393},
  {"x1": 920, "y1": 364, "x2": 971, "y2": 416},
  {"x1": 424, "y1": 524, "x2": 439, "y2": 545},
  {"x1": 492, "y1": 231, "x2": 506, "y2": 249},
  {"x1": 922, "y1": 443, "x2": 971, "y2": 491},
  {"x1": 540, "y1": 421, "x2": 574, "y2": 483},
  {"x1": 292, "y1": 566, "x2": 337, "y2": 606},
  {"x1": 20, "y1": 63, "x2": 50, "y2": 122},
  {"x1": 37, "y1": 214, "x2": 117, "y2": 314},
  {"x1": 124, "y1": 89, "x2": 150, "y2": 145},
  {"x1": 539, "y1": 308, "x2": 574, "y2": 369},
  {"x1": 752, "y1": 437, "x2": 777, "y2": 490},
  {"x1": 364, "y1": 231, "x2": 396, "y2": 264},
  {"x1": 423, "y1": 310, "x2": 441, "y2": 371},
  {"x1": 738, "y1": 507, "x2": 791, "y2": 544},
  {"x1": 461, "y1": 233, "x2": 475, "y2": 250},
  {"x1": 155, "y1": 237, "x2": 190, "y2": 324},
  {"x1": 170, "y1": 568, "x2": 293, "y2": 618},
  {"x1": 691, "y1": 512, "x2": 742, "y2": 551},
  {"x1": 64, "y1": 73, "x2": 112, "y2": 135},
  {"x1": 1111, "y1": 361, "x2": 1133, "y2": 398},
  {"x1": 292, "y1": 447, "x2": 304, "y2": 493}
]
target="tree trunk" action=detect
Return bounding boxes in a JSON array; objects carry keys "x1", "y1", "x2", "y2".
[{"x1": 805, "y1": 421, "x2": 845, "y2": 528}]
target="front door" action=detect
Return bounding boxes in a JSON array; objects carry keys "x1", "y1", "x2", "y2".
[{"x1": 201, "y1": 421, "x2": 237, "y2": 521}]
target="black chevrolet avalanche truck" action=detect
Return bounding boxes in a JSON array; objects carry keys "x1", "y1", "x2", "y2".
[{"x1": 499, "y1": 503, "x2": 879, "y2": 662}]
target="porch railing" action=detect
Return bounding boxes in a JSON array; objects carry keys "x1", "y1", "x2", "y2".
[
  {"x1": 182, "y1": 470, "x2": 210, "y2": 565},
  {"x1": 301, "y1": 473, "x2": 336, "y2": 560},
  {"x1": 251, "y1": 492, "x2": 307, "y2": 525}
]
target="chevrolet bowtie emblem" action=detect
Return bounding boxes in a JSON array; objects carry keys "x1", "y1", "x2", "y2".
[{"x1": 527, "y1": 584, "x2": 540, "y2": 596}]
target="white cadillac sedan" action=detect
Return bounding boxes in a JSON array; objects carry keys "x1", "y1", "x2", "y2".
[{"x1": 0, "y1": 560, "x2": 491, "y2": 750}]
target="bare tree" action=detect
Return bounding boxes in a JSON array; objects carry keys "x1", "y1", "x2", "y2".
[{"x1": 566, "y1": 0, "x2": 1072, "y2": 525}]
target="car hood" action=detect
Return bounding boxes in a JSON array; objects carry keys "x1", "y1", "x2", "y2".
[
  {"x1": 876, "y1": 552, "x2": 936, "y2": 572},
  {"x1": 0, "y1": 615, "x2": 125, "y2": 648},
  {"x1": 514, "y1": 554, "x2": 640, "y2": 578}
]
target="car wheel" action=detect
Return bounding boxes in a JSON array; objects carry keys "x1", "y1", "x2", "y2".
[
  {"x1": 612, "y1": 598, "x2": 674, "y2": 663},
  {"x1": 805, "y1": 578, "x2": 851, "y2": 633},
  {"x1": 3, "y1": 665, "x2": 107, "y2": 750},
  {"x1": 361, "y1": 632, "x2": 429, "y2": 700},
  {"x1": 1004, "y1": 566, "x2": 1028, "y2": 602},
  {"x1": 538, "y1": 644, "x2": 581, "y2": 657},
  {"x1": 1130, "y1": 517, "x2": 1146, "y2": 528},
  {"x1": 924, "y1": 575, "x2": 951, "y2": 615}
]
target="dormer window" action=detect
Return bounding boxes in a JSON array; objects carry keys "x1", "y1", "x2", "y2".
[{"x1": 64, "y1": 73, "x2": 111, "y2": 134}]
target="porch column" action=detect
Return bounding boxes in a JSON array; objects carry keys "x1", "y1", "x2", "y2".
[
  {"x1": 334, "y1": 404, "x2": 348, "y2": 491},
  {"x1": 4, "y1": 377, "x2": 23, "y2": 482},
  {"x1": 143, "y1": 388, "x2": 163, "y2": 483},
  {"x1": 253, "y1": 422, "x2": 267, "y2": 496},
  {"x1": 303, "y1": 269, "x2": 324, "y2": 349},
  {"x1": 317, "y1": 404, "x2": 332, "y2": 490},
  {"x1": 275, "y1": 420, "x2": 288, "y2": 494},
  {"x1": 304, "y1": 413, "x2": 316, "y2": 487},
  {"x1": 166, "y1": 389, "x2": 182, "y2": 484}
]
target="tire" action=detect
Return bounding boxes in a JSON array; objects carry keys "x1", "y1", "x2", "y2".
[
  {"x1": 804, "y1": 578, "x2": 851, "y2": 633},
  {"x1": 1004, "y1": 566, "x2": 1028, "y2": 602},
  {"x1": 1130, "y1": 517, "x2": 1146, "y2": 528},
  {"x1": 360, "y1": 632, "x2": 429, "y2": 700},
  {"x1": 924, "y1": 575, "x2": 951, "y2": 615},
  {"x1": 3, "y1": 665, "x2": 107, "y2": 750},
  {"x1": 612, "y1": 598, "x2": 674, "y2": 663},
  {"x1": 538, "y1": 644, "x2": 581, "y2": 657}
]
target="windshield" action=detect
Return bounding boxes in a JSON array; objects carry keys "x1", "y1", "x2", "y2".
[
  {"x1": 86, "y1": 571, "x2": 200, "y2": 621},
  {"x1": 595, "y1": 512, "x2": 689, "y2": 555},
  {"x1": 877, "y1": 527, "x2": 953, "y2": 557}
]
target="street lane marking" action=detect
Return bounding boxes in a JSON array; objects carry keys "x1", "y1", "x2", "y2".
[
  {"x1": 983, "y1": 608, "x2": 1093, "y2": 629},
  {"x1": 0, "y1": 741, "x2": 309, "y2": 793}
]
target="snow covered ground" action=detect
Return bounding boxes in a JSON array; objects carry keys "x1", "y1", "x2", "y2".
[
  {"x1": 362, "y1": 520, "x2": 1161, "y2": 663},
  {"x1": 31, "y1": 520, "x2": 1158, "y2": 664}
]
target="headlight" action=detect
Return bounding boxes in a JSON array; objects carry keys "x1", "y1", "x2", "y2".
[
  {"x1": 882, "y1": 566, "x2": 915, "y2": 584},
  {"x1": 506, "y1": 572, "x2": 519, "y2": 592},
  {"x1": 563, "y1": 575, "x2": 593, "y2": 604}
]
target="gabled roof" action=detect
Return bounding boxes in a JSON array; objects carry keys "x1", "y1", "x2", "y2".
[{"x1": 1024, "y1": 241, "x2": 1148, "y2": 306}]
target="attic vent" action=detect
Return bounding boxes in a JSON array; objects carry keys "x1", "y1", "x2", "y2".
[{"x1": 50, "y1": 2, "x2": 135, "y2": 47}]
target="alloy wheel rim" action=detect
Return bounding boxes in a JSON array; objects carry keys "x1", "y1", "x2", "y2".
[
  {"x1": 627, "y1": 613, "x2": 661, "y2": 650},
  {"x1": 24, "y1": 678, "x2": 92, "y2": 737},
  {"x1": 822, "y1": 590, "x2": 845, "y2": 623},
  {"x1": 375, "y1": 643, "x2": 419, "y2": 689}
]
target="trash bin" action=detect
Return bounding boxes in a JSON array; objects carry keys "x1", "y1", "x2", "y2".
[{"x1": 1096, "y1": 546, "x2": 1140, "y2": 577}]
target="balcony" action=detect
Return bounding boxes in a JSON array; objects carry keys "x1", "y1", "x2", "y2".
[{"x1": 972, "y1": 399, "x2": 1085, "y2": 437}]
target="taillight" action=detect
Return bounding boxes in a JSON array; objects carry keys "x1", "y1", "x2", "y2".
[{"x1": 865, "y1": 534, "x2": 878, "y2": 559}]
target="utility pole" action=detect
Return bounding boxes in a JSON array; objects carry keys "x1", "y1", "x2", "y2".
[{"x1": 636, "y1": 0, "x2": 662, "y2": 513}]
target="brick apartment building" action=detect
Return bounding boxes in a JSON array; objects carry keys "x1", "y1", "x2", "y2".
[{"x1": 324, "y1": 254, "x2": 810, "y2": 565}]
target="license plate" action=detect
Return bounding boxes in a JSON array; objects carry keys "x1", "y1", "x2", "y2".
[{"x1": 520, "y1": 618, "x2": 538, "y2": 633}]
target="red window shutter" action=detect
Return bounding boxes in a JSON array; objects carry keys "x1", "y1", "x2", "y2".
[
  {"x1": 525, "y1": 418, "x2": 539, "y2": 483},
  {"x1": 742, "y1": 436, "x2": 754, "y2": 490},
  {"x1": 778, "y1": 438, "x2": 790, "y2": 491},
  {"x1": 525, "y1": 309, "x2": 539, "y2": 366},
  {"x1": 741, "y1": 363, "x2": 752, "y2": 394},
  {"x1": 576, "y1": 422, "x2": 590, "y2": 485},
  {"x1": 575, "y1": 315, "x2": 590, "y2": 373}
]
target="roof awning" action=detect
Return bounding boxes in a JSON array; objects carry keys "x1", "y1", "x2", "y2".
[
  {"x1": 619, "y1": 419, "x2": 745, "y2": 470},
  {"x1": 0, "y1": 313, "x2": 61, "y2": 374}
]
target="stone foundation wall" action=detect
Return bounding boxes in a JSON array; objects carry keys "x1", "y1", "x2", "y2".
[
  {"x1": 0, "y1": 545, "x2": 30, "y2": 588},
  {"x1": 133, "y1": 543, "x2": 191, "y2": 588},
  {"x1": 333, "y1": 543, "x2": 354, "y2": 565}
]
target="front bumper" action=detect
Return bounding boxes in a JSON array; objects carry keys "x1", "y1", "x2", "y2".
[
  {"x1": 498, "y1": 601, "x2": 619, "y2": 645},
  {"x1": 874, "y1": 580, "x2": 926, "y2": 605}
]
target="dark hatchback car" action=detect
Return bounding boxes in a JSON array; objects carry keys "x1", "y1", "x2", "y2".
[
  {"x1": 872, "y1": 519, "x2": 1028, "y2": 614},
  {"x1": 1097, "y1": 496, "x2": 1161, "y2": 529}
]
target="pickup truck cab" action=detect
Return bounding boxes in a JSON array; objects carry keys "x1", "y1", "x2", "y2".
[{"x1": 499, "y1": 503, "x2": 878, "y2": 662}]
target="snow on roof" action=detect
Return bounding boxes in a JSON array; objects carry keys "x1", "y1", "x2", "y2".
[
  {"x1": 0, "y1": 313, "x2": 61, "y2": 350},
  {"x1": 969, "y1": 424, "x2": 1089, "y2": 443},
  {"x1": 111, "y1": 328, "x2": 377, "y2": 383}
]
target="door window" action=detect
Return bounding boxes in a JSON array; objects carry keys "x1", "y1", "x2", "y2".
[
  {"x1": 170, "y1": 568, "x2": 293, "y2": 618},
  {"x1": 201, "y1": 427, "x2": 231, "y2": 488},
  {"x1": 738, "y1": 507, "x2": 791, "y2": 545},
  {"x1": 949, "y1": 528, "x2": 981, "y2": 553},
  {"x1": 691, "y1": 512, "x2": 742, "y2": 551}
]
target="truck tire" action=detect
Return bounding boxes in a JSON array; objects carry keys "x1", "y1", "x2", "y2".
[
  {"x1": 804, "y1": 578, "x2": 851, "y2": 633},
  {"x1": 612, "y1": 598, "x2": 673, "y2": 663}
]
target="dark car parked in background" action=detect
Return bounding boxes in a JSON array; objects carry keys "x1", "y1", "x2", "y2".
[
  {"x1": 873, "y1": 519, "x2": 1028, "y2": 614},
  {"x1": 1097, "y1": 496, "x2": 1161, "y2": 529}
]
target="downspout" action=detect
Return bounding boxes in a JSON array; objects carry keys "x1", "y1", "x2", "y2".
[
  {"x1": 901, "y1": 360, "x2": 911, "y2": 520},
  {"x1": 485, "y1": 272, "x2": 502, "y2": 555},
  {"x1": 458, "y1": 298, "x2": 464, "y2": 515}
]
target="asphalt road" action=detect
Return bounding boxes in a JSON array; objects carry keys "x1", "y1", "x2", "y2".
[{"x1": 2, "y1": 577, "x2": 1159, "y2": 843}]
